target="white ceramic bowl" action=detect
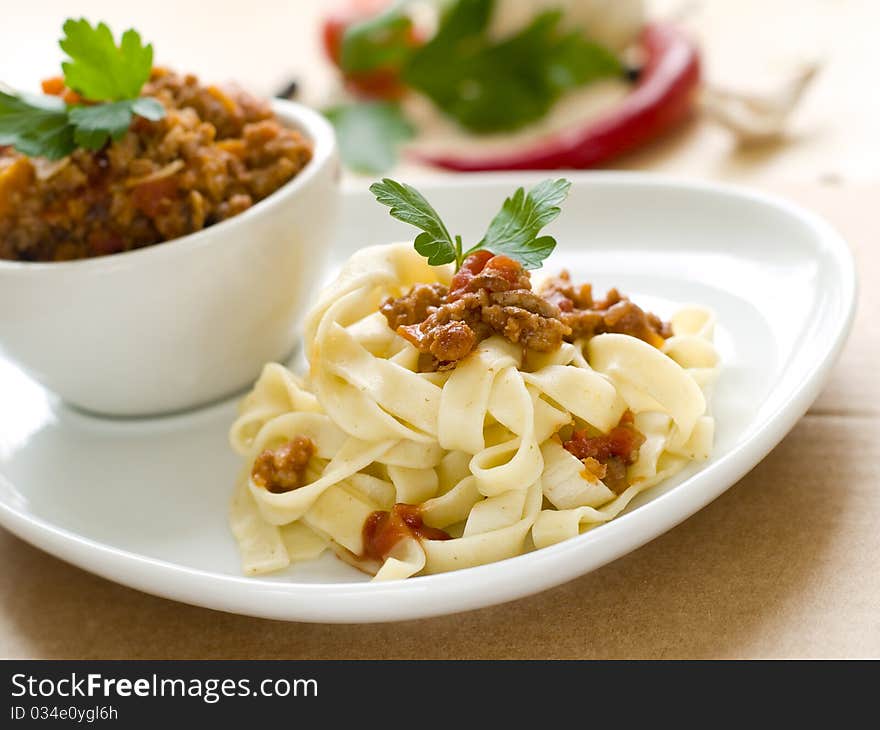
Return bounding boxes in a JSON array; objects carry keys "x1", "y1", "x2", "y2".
[{"x1": 0, "y1": 100, "x2": 339, "y2": 416}]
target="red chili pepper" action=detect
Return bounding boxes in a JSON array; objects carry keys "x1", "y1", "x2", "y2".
[{"x1": 410, "y1": 22, "x2": 701, "y2": 171}]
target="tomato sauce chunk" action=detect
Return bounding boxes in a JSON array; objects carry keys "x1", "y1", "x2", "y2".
[
  {"x1": 362, "y1": 503, "x2": 451, "y2": 562},
  {"x1": 563, "y1": 411, "x2": 646, "y2": 494}
]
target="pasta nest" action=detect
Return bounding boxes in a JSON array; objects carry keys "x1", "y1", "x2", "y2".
[{"x1": 229, "y1": 244, "x2": 720, "y2": 580}]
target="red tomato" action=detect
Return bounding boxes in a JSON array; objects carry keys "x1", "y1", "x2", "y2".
[{"x1": 321, "y1": 0, "x2": 422, "y2": 100}]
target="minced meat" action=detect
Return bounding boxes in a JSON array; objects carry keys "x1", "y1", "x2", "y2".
[
  {"x1": 448, "y1": 250, "x2": 532, "y2": 297},
  {"x1": 379, "y1": 282, "x2": 447, "y2": 329},
  {"x1": 0, "y1": 68, "x2": 313, "y2": 262},
  {"x1": 383, "y1": 253, "x2": 571, "y2": 367},
  {"x1": 480, "y1": 289, "x2": 570, "y2": 351},
  {"x1": 539, "y1": 271, "x2": 672, "y2": 347},
  {"x1": 251, "y1": 435, "x2": 316, "y2": 494},
  {"x1": 380, "y1": 255, "x2": 672, "y2": 369}
]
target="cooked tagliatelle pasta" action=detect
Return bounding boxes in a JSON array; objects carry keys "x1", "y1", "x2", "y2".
[{"x1": 228, "y1": 242, "x2": 720, "y2": 580}]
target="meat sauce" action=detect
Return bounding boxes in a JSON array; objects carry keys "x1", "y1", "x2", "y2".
[
  {"x1": 383, "y1": 251, "x2": 570, "y2": 367},
  {"x1": 539, "y1": 271, "x2": 672, "y2": 347},
  {"x1": 251, "y1": 435, "x2": 316, "y2": 494},
  {"x1": 362, "y1": 503, "x2": 451, "y2": 562},
  {"x1": 380, "y1": 253, "x2": 672, "y2": 368},
  {"x1": 0, "y1": 68, "x2": 312, "y2": 262},
  {"x1": 563, "y1": 411, "x2": 646, "y2": 494},
  {"x1": 447, "y1": 251, "x2": 529, "y2": 299}
]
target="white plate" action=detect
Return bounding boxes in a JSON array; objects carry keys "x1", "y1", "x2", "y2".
[{"x1": 0, "y1": 174, "x2": 856, "y2": 623}]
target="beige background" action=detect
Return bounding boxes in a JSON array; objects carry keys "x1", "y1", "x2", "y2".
[{"x1": 1, "y1": 1, "x2": 878, "y2": 658}]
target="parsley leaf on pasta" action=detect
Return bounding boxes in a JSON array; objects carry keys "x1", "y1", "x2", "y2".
[
  {"x1": 370, "y1": 178, "x2": 459, "y2": 266},
  {"x1": 470, "y1": 178, "x2": 572, "y2": 269},
  {"x1": 60, "y1": 19, "x2": 154, "y2": 101},
  {"x1": 370, "y1": 177, "x2": 571, "y2": 271}
]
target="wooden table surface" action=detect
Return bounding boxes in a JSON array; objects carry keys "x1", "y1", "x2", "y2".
[{"x1": 1, "y1": 2, "x2": 878, "y2": 658}]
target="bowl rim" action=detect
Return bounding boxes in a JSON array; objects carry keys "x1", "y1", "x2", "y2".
[{"x1": 0, "y1": 98, "x2": 337, "y2": 273}]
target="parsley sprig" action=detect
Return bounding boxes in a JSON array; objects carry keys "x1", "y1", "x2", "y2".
[
  {"x1": 0, "y1": 92, "x2": 73, "y2": 160},
  {"x1": 340, "y1": 0, "x2": 415, "y2": 74},
  {"x1": 370, "y1": 177, "x2": 571, "y2": 271},
  {"x1": 324, "y1": 102, "x2": 415, "y2": 175},
  {"x1": 343, "y1": 0, "x2": 622, "y2": 133},
  {"x1": 329, "y1": 0, "x2": 622, "y2": 173},
  {"x1": 0, "y1": 19, "x2": 165, "y2": 160}
]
